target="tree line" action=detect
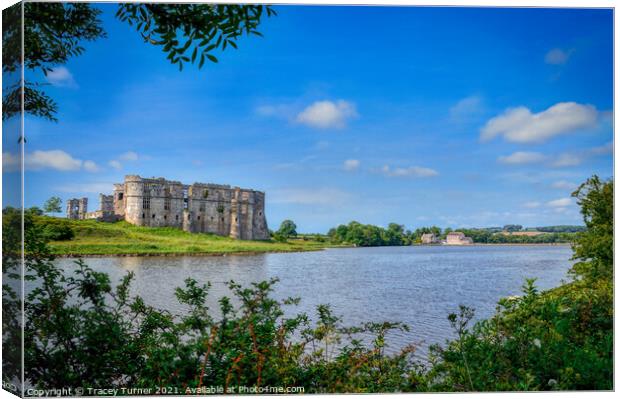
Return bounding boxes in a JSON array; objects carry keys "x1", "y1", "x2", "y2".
[{"x1": 323, "y1": 222, "x2": 580, "y2": 246}]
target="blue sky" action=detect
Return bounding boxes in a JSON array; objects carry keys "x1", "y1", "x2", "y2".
[{"x1": 4, "y1": 5, "x2": 613, "y2": 232}]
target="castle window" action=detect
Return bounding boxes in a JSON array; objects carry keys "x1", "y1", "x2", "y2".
[
  {"x1": 217, "y1": 204, "x2": 225, "y2": 213},
  {"x1": 176, "y1": 215, "x2": 179, "y2": 221},
  {"x1": 197, "y1": 216, "x2": 201, "y2": 220},
  {"x1": 203, "y1": 189, "x2": 209, "y2": 198},
  {"x1": 142, "y1": 197, "x2": 150, "y2": 209},
  {"x1": 152, "y1": 214, "x2": 155, "y2": 219},
  {"x1": 235, "y1": 217, "x2": 238, "y2": 222},
  {"x1": 164, "y1": 215, "x2": 167, "y2": 220},
  {"x1": 199, "y1": 203, "x2": 205, "y2": 212},
  {"x1": 142, "y1": 213, "x2": 145, "y2": 219},
  {"x1": 259, "y1": 212, "x2": 262, "y2": 216},
  {"x1": 118, "y1": 193, "x2": 124, "y2": 200},
  {"x1": 164, "y1": 197, "x2": 171, "y2": 210},
  {"x1": 221, "y1": 217, "x2": 224, "y2": 222}
]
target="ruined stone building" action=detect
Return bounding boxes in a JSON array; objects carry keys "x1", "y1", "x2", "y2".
[
  {"x1": 66, "y1": 198, "x2": 88, "y2": 220},
  {"x1": 68, "y1": 175, "x2": 270, "y2": 240},
  {"x1": 420, "y1": 233, "x2": 439, "y2": 244}
]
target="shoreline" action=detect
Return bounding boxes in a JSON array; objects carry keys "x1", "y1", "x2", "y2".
[
  {"x1": 415, "y1": 243, "x2": 572, "y2": 247},
  {"x1": 52, "y1": 242, "x2": 570, "y2": 258},
  {"x1": 51, "y1": 247, "x2": 328, "y2": 259}
]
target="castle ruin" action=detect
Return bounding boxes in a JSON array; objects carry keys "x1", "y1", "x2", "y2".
[
  {"x1": 66, "y1": 198, "x2": 88, "y2": 220},
  {"x1": 67, "y1": 175, "x2": 270, "y2": 240}
]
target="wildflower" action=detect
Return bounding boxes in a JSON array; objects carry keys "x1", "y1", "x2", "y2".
[
  {"x1": 533, "y1": 338, "x2": 541, "y2": 348},
  {"x1": 548, "y1": 379, "x2": 557, "y2": 387}
]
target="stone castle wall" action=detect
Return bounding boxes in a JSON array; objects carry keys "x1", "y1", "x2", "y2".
[
  {"x1": 82, "y1": 175, "x2": 269, "y2": 240},
  {"x1": 66, "y1": 198, "x2": 88, "y2": 220}
]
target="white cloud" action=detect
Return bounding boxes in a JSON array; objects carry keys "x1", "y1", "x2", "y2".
[
  {"x1": 552, "y1": 153, "x2": 583, "y2": 167},
  {"x1": 28, "y1": 150, "x2": 82, "y2": 171},
  {"x1": 296, "y1": 100, "x2": 358, "y2": 129},
  {"x1": 450, "y1": 95, "x2": 483, "y2": 118},
  {"x1": 271, "y1": 187, "x2": 351, "y2": 206},
  {"x1": 118, "y1": 151, "x2": 139, "y2": 161},
  {"x1": 549, "y1": 142, "x2": 612, "y2": 168},
  {"x1": 108, "y1": 151, "x2": 140, "y2": 170},
  {"x1": 498, "y1": 151, "x2": 546, "y2": 165},
  {"x1": 343, "y1": 159, "x2": 360, "y2": 171},
  {"x1": 83, "y1": 160, "x2": 100, "y2": 172},
  {"x1": 545, "y1": 48, "x2": 574, "y2": 65},
  {"x1": 380, "y1": 165, "x2": 439, "y2": 178},
  {"x1": 547, "y1": 197, "x2": 572, "y2": 208},
  {"x1": 2, "y1": 150, "x2": 98, "y2": 172},
  {"x1": 109, "y1": 160, "x2": 123, "y2": 170},
  {"x1": 522, "y1": 201, "x2": 541, "y2": 209},
  {"x1": 45, "y1": 66, "x2": 77, "y2": 88},
  {"x1": 551, "y1": 180, "x2": 577, "y2": 190},
  {"x1": 588, "y1": 141, "x2": 613, "y2": 155},
  {"x1": 480, "y1": 102, "x2": 599, "y2": 143}
]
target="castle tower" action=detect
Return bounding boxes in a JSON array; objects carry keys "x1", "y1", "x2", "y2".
[
  {"x1": 66, "y1": 197, "x2": 88, "y2": 219},
  {"x1": 112, "y1": 183, "x2": 125, "y2": 217},
  {"x1": 123, "y1": 175, "x2": 145, "y2": 226},
  {"x1": 229, "y1": 188, "x2": 241, "y2": 239},
  {"x1": 250, "y1": 191, "x2": 269, "y2": 240}
]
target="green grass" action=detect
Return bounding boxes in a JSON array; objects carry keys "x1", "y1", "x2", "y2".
[{"x1": 44, "y1": 218, "x2": 333, "y2": 256}]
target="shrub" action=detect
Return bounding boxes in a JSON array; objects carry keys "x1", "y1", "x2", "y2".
[
  {"x1": 35, "y1": 217, "x2": 75, "y2": 241},
  {"x1": 272, "y1": 232, "x2": 288, "y2": 243}
]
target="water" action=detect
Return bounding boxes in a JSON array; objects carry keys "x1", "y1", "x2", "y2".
[{"x1": 55, "y1": 245, "x2": 573, "y2": 359}]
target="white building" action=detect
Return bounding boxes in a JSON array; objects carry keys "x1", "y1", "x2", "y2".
[{"x1": 445, "y1": 231, "x2": 473, "y2": 245}]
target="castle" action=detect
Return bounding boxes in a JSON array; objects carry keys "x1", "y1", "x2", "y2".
[{"x1": 67, "y1": 175, "x2": 270, "y2": 240}]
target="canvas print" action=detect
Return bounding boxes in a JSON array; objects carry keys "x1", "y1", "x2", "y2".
[{"x1": 1, "y1": 1, "x2": 614, "y2": 396}]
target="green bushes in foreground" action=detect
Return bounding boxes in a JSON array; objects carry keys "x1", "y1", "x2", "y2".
[{"x1": 1, "y1": 176, "x2": 612, "y2": 393}]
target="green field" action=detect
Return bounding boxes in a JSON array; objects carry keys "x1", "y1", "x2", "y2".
[{"x1": 43, "y1": 218, "x2": 332, "y2": 256}]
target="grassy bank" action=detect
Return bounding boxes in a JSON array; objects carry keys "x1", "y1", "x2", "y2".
[{"x1": 41, "y1": 218, "x2": 332, "y2": 256}]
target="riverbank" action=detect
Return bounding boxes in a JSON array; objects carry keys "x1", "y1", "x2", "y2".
[
  {"x1": 414, "y1": 243, "x2": 571, "y2": 246},
  {"x1": 42, "y1": 218, "x2": 571, "y2": 257},
  {"x1": 46, "y1": 219, "x2": 335, "y2": 256}
]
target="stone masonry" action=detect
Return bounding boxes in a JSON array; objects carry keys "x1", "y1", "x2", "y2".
[
  {"x1": 72, "y1": 175, "x2": 270, "y2": 240},
  {"x1": 66, "y1": 198, "x2": 88, "y2": 220}
]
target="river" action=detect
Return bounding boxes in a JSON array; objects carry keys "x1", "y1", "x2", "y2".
[{"x1": 55, "y1": 245, "x2": 573, "y2": 359}]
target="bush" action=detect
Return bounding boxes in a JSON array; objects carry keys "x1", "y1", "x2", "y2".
[
  {"x1": 426, "y1": 278, "x2": 613, "y2": 391},
  {"x1": 35, "y1": 217, "x2": 75, "y2": 241},
  {"x1": 272, "y1": 232, "x2": 288, "y2": 243}
]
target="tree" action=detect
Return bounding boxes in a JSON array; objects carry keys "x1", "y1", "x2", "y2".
[
  {"x1": 277, "y1": 220, "x2": 297, "y2": 238},
  {"x1": 570, "y1": 175, "x2": 613, "y2": 281},
  {"x1": 2, "y1": 2, "x2": 276, "y2": 122},
  {"x1": 502, "y1": 224, "x2": 523, "y2": 232},
  {"x1": 43, "y1": 196, "x2": 62, "y2": 215}
]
